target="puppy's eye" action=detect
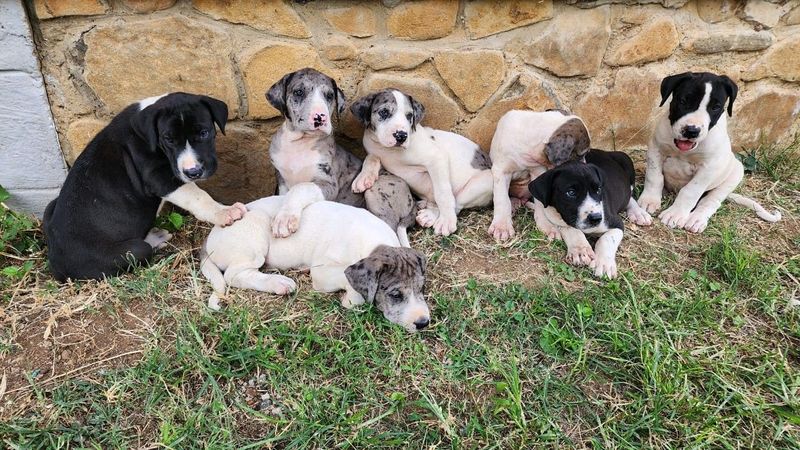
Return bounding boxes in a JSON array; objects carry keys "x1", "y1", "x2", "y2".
[
  {"x1": 596, "y1": 187, "x2": 602, "y2": 195},
  {"x1": 325, "y1": 92, "x2": 335, "y2": 101},
  {"x1": 198, "y1": 129, "x2": 210, "y2": 140},
  {"x1": 378, "y1": 109, "x2": 390, "y2": 120},
  {"x1": 566, "y1": 189, "x2": 577, "y2": 198},
  {"x1": 388, "y1": 291, "x2": 403, "y2": 303},
  {"x1": 163, "y1": 135, "x2": 175, "y2": 145},
  {"x1": 406, "y1": 113, "x2": 413, "y2": 121},
  {"x1": 679, "y1": 97, "x2": 688, "y2": 106},
  {"x1": 710, "y1": 103, "x2": 721, "y2": 111},
  {"x1": 292, "y1": 89, "x2": 304, "y2": 98}
]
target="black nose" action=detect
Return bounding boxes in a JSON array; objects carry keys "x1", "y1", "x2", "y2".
[
  {"x1": 183, "y1": 166, "x2": 204, "y2": 180},
  {"x1": 393, "y1": 131, "x2": 407, "y2": 144},
  {"x1": 586, "y1": 212, "x2": 602, "y2": 225},
  {"x1": 683, "y1": 125, "x2": 701, "y2": 139},
  {"x1": 313, "y1": 113, "x2": 327, "y2": 128},
  {"x1": 414, "y1": 318, "x2": 429, "y2": 330}
]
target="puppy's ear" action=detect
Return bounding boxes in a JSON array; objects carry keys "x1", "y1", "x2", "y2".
[
  {"x1": 130, "y1": 105, "x2": 161, "y2": 152},
  {"x1": 350, "y1": 93, "x2": 377, "y2": 127},
  {"x1": 409, "y1": 95, "x2": 425, "y2": 130},
  {"x1": 266, "y1": 72, "x2": 295, "y2": 118},
  {"x1": 719, "y1": 75, "x2": 738, "y2": 117},
  {"x1": 529, "y1": 168, "x2": 559, "y2": 209},
  {"x1": 546, "y1": 119, "x2": 590, "y2": 167},
  {"x1": 200, "y1": 96, "x2": 228, "y2": 135},
  {"x1": 659, "y1": 72, "x2": 693, "y2": 107},
  {"x1": 344, "y1": 255, "x2": 384, "y2": 303},
  {"x1": 332, "y1": 79, "x2": 347, "y2": 116}
]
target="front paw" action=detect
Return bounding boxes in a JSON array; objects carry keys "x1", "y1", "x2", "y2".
[
  {"x1": 566, "y1": 244, "x2": 595, "y2": 267},
  {"x1": 433, "y1": 214, "x2": 457, "y2": 236},
  {"x1": 488, "y1": 216, "x2": 515, "y2": 241},
  {"x1": 272, "y1": 209, "x2": 301, "y2": 238},
  {"x1": 659, "y1": 205, "x2": 691, "y2": 229},
  {"x1": 626, "y1": 206, "x2": 653, "y2": 227},
  {"x1": 266, "y1": 275, "x2": 297, "y2": 295},
  {"x1": 144, "y1": 227, "x2": 172, "y2": 249},
  {"x1": 416, "y1": 208, "x2": 439, "y2": 228},
  {"x1": 590, "y1": 256, "x2": 617, "y2": 279},
  {"x1": 352, "y1": 172, "x2": 378, "y2": 193},
  {"x1": 684, "y1": 211, "x2": 710, "y2": 234},
  {"x1": 215, "y1": 202, "x2": 247, "y2": 227},
  {"x1": 637, "y1": 194, "x2": 661, "y2": 215}
]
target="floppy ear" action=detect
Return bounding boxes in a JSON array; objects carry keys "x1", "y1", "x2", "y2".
[
  {"x1": 529, "y1": 168, "x2": 559, "y2": 209},
  {"x1": 659, "y1": 72, "x2": 693, "y2": 107},
  {"x1": 200, "y1": 96, "x2": 228, "y2": 135},
  {"x1": 409, "y1": 95, "x2": 425, "y2": 130},
  {"x1": 350, "y1": 92, "x2": 378, "y2": 127},
  {"x1": 130, "y1": 105, "x2": 161, "y2": 152},
  {"x1": 332, "y1": 79, "x2": 346, "y2": 116},
  {"x1": 344, "y1": 255, "x2": 384, "y2": 304},
  {"x1": 266, "y1": 72, "x2": 295, "y2": 118},
  {"x1": 719, "y1": 75, "x2": 738, "y2": 117},
  {"x1": 545, "y1": 135, "x2": 576, "y2": 167}
]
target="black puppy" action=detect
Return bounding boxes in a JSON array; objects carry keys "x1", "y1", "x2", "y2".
[
  {"x1": 44, "y1": 93, "x2": 247, "y2": 281},
  {"x1": 529, "y1": 149, "x2": 651, "y2": 279}
]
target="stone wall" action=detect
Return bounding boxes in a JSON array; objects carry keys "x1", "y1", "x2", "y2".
[{"x1": 30, "y1": 0, "x2": 800, "y2": 204}]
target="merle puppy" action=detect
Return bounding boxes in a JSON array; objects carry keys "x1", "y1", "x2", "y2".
[
  {"x1": 530, "y1": 149, "x2": 650, "y2": 278},
  {"x1": 44, "y1": 93, "x2": 246, "y2": 281}
]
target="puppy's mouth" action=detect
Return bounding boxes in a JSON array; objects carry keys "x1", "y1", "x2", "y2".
[{"x1": 674, "y1": 139, "x2": 697, "y2": 152}]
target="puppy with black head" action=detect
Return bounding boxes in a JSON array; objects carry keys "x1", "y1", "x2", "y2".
[
  {"x1": 530, "y1": 150, "x2": 650, "y2": 278},
  {"x1": 638, "y1": 71, "x2": 780, "y2": 233},
  {"x1": 265, "y1": 69, "x2": 416, "y2": 247},
  {"x1": 43, "y1": 93, "x2": 246, "y2": 281}
]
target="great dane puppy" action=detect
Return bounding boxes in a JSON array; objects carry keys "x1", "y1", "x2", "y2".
[
  {"x1": 266, "y1": 69, "x2": 415, "y2": 247},
  {"x1": 638, "y1": 72, "x2": 781, "y2": 233},
  {"x1": 530, "y1": 150, "x2": 650, "y2": 278},
  {"x1": 201, "y1": 196, "x2": 431, "y2": 332},
  {"x1": 488, "y1": 109, "x2": 610, "y2": 241},
  {"x1": 350, "y1": 89, "x2": 493, "y2": 236},
  {"x1": 44, "y1": 93, "x2": 246, "y2": 281}
]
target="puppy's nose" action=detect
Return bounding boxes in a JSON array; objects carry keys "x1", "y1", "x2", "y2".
[
  {"x1": 393, "y1": 130, "x2": 408, "y2": 144},
  {"x1": 312, "y1": 112, "x2": 327, "y2": 128},
  {"x1": 683, "y1": 125, "x2": 701, "y2": 139},
  {"x1": 414, "y1": 318, "x2": 430, "y2": 330},
  {"x1": 183, "y1": 166, "x2": 204, "y2": 180},
  {"x1": 586, "y1": 212, "x2": 602, "y2": 226}
]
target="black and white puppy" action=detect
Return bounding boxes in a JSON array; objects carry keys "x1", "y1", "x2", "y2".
[
  {"x1": 638, "y1": 71, "x2": 780, "y2": 232},
  {"x1": 265, "y1": 68, "x2": 416, "y2": 247},
  {"x1": 530, "y1": 150, "x2": 649, "y2": 278},
  {"x1": 44, "y1": 93, "x2": 246, "y2": 281}
]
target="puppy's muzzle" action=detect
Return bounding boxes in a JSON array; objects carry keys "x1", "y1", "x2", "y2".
[
  {"x1": 414, "y1": 317, "x2": 430, "y2": 330},
  {"x1": 183, "y1": 165, "x2": 205, "y2": 180},
  {"x1": 586, "y1": 212, "x2": 602, "y2": 227},
  {"x1": 393, "y1": 130, "x2": 408, "y2": 145},
  {"x1": 681, "y1": 125, "x2": 701, "y2": 139}
]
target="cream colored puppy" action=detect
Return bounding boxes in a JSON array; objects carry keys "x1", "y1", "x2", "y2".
[{"x1": 200, "y1": 196, "x2": 431, "y2": 332}]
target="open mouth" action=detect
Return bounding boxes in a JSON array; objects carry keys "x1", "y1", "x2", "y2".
[{"x1": 674, "y1": 139, "x2": 697, "y2": 152}]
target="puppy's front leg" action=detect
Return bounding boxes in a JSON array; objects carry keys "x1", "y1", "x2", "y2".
[
  {"x1": 352, "y1": 154, "x2": 382, "y2": 193},
  {"x1": 638, "y1": 139, "x2": 665, "y2": 214},
  {"x1": 164, "y1": 183, "x2": 246, "y2": 226},
  {"x1": 590, "y1": 228, "x2": 623, "y2": 278},
  {"x1": 488, "y1": 167, "x2": 515, "y2": 241},
  {"x1": 659, "y1": 164, "x2": 716, "y2": 229},
  {"x1": 426, "y1": 160, "x2": 458, "y2": 236},
  {"x1": 272, "y1": 182, "x2": 326, "y2": 238},
  {"x1": 544, "y1": 207, "x2": 594, "y2": 266}
]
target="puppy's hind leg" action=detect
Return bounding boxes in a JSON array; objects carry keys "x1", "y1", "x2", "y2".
[
  {"x1": 106, "y1": 239, "x2": 155, "y2": 277},
  {"x1": 310, "y1": 266, "x2": 364, "y2": 309},
  {"x1": 224, "y1": 256, "x2": 296, "y2": 295}
]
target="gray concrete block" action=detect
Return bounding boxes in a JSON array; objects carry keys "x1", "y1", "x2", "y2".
[
  {"x1": 5, "y1": 188, "x2": 59, "y2": 218},
  {"x1": 0, "y1": 1, "x2": 39, "y2": 73}
]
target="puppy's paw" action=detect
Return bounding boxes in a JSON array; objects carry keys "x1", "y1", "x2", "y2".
[
  {"x1": 265, "y1": 275, "x2": 296, "y2": 295},
  {"x1": 659, "y1": 205, "x2": 691, "y2": 229},
  {"x1": 352, "y1": 172, "x2": 378, "y2": 193},
  {"x1": 272, "y1": 209, "x2": 301, "y2": 238},
  {"x1": 510, "y1": 197, "x2": 526, "y2": 213},
  {"x1": 215, "y1": 202, "x2": 247, "y2": 227},
  {"x1": 637, "y1": 194, "x2": 661, "y2": 215},
  {"x1": 416, "y1": 208, "x2": 439, "y2": 228},
  {"x1": 684, "y1": 211, "x2": 710, "y2": 234},
  {"x1": 144, "y1": 227, "x2": 172, "y2": 249},
  {"x1": 433, "y1": 214, "x2": 457, "y2": 236},
  {"x1": 626, "y1": 206, "x2": 653, "y2": 226},
  {"x1": 590, "y1": 256, "x2": 617, "y2": 279},
  {"x1": 341, "y1": 289, "x2": 365, "y2": 309},
  {"x1": 488, "y1": 217, "x2": 515, "y2": 241},
  {"x1": 566, "y1": 244, "x2": 595, "y2": 267}
]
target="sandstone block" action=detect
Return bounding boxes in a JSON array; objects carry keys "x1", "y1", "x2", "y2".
[
  {"x1": 324, "y1": 5, "x2": 377, "y2": 37},
  {"x1": 121, "y1": 0, "x2": 176, "y2": 13},
  {"x1": 731, "y1": 85, "x2": 800, "y2": 149},
  {"x1": 566, "y1": 0, "x2": 688, "y2": 7},
  {"x1": 33, "y1": 0, "x2": 107, "y2": 19},
  {"x1": 688, "y1": 30, "x2": 773, "y2": 54},
  {"x1": 606, "y1": 17, "x2": 679, "y2": 66},
  {"x1": 740, "y1": 0, "x2": 783, "y2": 28},
  {"x1": 696, "y1": 0, "x2": 739, "y2": 23},
  {"x1": 574, "y1": 67, "x2": 662, "y2": 149},
  {"x1": 387, "y1": 0, "x2": 459, "y2": 40},
  {"x1": 784, "y1": 4, "x2": 800, "y2": 25},
  {"x1": 65, "y1": 118, "x2": 107, "y2": 165},
  {"x1": 360, "y1": 47, "x2": 430, "y2": 70},
  {"x1": 241, "y1": 42, "x2": 331, "y2": 119},
  {"x1": 464, "y1": 0, "x2": 553, "y2": 39},
  {"x1": 743, "y1": 34, "x2": 800, "y2": 82},
  {"x1": 193, "y1": 0, "x2": 310, "y2": 38},
  {"x1": 524, "y1": 6, "x2": 610, "y2": 77},
  {"x1": 434, "y1": 50, "x2": 506, "y2": 112},
  {"x1": 83, "y1": 17, "x2": 240, "y2": 116},
  {"x1": 464, "y1": 73, "x2": 558, "y2": 151},
  {"x1": 322, "y1": 35, "x2": 357, "y2": 61}
]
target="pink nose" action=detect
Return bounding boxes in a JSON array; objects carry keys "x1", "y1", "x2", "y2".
[{"x1": 312, "y1": 112, "x2": 327, "y2": 128}]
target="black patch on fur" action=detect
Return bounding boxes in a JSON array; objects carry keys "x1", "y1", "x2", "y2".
[{"x1": 659, "y1": 71, "x2": 738, "y2": 130}]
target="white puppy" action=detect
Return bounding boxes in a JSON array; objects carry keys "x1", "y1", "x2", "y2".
[
  {"x1": 638, "y1": 72, "x2": 780, "y2": 233},
  {"x1": 349, "y1": 89, "x2": 493, "y2": 236},
  {"x1": 200, "y1": 196, "x2": 431, "y2": 332}
]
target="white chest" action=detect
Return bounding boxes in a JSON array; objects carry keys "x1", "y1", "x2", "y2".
[{"x1": 271, "y1": 140, "x2": 324, "y2": 187}]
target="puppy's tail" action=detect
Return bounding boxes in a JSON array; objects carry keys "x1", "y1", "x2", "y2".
[
  {"x1": 727, "y1": 193, "x2": 781, "y2": 223},
  {"x1": 199, "y1": 246, "x2": 226, "y2": 311}
]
